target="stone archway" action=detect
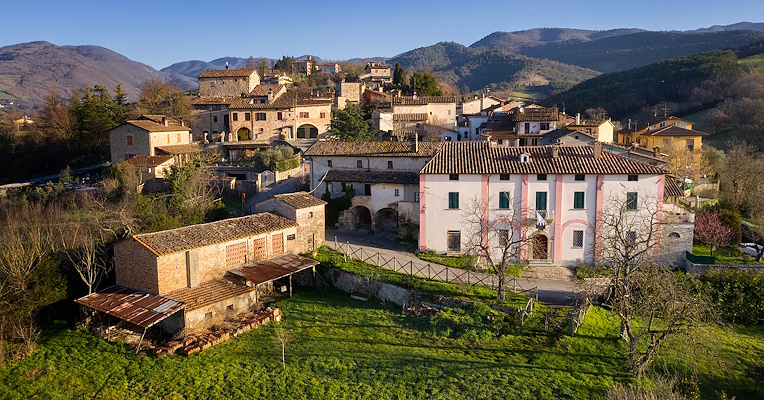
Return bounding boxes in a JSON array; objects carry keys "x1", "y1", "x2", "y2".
[
  {"x1": 351, "y1": 206, "x2": 372, "y2": 229},
  {"x1": 237, "y1": 127, "x2": 252, "y2": 141},
  {"x1": 297, "y1": 124, "x2": 318, "y2": 139},
  {"x1": 375, "y1": 208, "x2": 398, "y2": 232}
]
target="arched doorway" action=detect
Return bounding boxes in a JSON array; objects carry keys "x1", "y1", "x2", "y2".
[
  {"x1": 531, "y1": 234, "x2": 549, "y2": 260},
  {"x1": 297, "y1": 124, "x2": 318, "y2": 138},
  {"x1": 237, "y1": 127, "x2": 252, "y2": 141},
  {"x1": 352, "y1": 206, "x2": 372, "y2": 229},
  {"x1": 375, "y1": 208, "x2": 398, "y2": 232}
]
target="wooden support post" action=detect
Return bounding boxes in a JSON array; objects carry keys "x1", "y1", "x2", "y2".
[
  {"x1": 289, "y1": 275, "x2": 293, "y2": 298},
  {"x1": 107, "y1": 316, "x2": 111, "y2": 342},
  {"x1": 136, "y1": 327, "x2": 147, "y2": 354},
  {"x1": 255, "y1": 284, "x2": 259, "y2": 305}
]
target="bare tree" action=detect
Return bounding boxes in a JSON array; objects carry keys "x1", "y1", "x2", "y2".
[
  {"x1": 462, "y1": 195, "x2": 532, "y2": 300},
  {"x1": 65, "y1": 226, "x2": 112, "y2": 295},
  {"x1": 598, "y1": 191, "x2": 712, "y2": 378},
  {"x1": 273, "y1": 323, "x2": 293, "y2": 370}
]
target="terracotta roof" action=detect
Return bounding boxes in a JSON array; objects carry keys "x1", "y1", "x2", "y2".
[
  {"x1": 198, "y1": 68, "x2": 256, "y2": 78},
  {"x1": 75, "y1": 285, "x2": 185, "y2": 329},
  {"x1": 229, "y1": 254, "x2": 318, "y2": 287},
  {"x1": 512, "y1": 107, "x2": 558, "y2": 122},
  {"x1": 325, "y1": 169, "x2": 419, "y2": 184},
  {"x1": 133, "y1": 213, "x2": 297, "y2": 255},
  {"x1": 165, "y1": 276, "x2": 254, "y2": 311},
  {"x1": 393, "y1": 96, "x2": 456, "y2": 105},
  {"x1": 124, "y1": 119, "x2": 190, "y2": 133},
  {"x1": 273, "y1": 192, "x2": 327, "y2": 209},
  {"x1": 304, "y1": 140, "x2": 441, "y2": 157},
  {"x1": 192, "y1": 96, "x2": 232, "y2": 105},
  {"x1": 664, "y1": 177, "x2": 684, "y2": 197},
  {"x1": 393, "y1": 113, "x2": 428, "y2": 122},
  {"x1": 155, "y1": 144, "x2": 202, "y2": 154},
  {"x1": 420, "y1": 142, "x2": 670, "y2": 175},
  {"x1": 123, "y1": 155, "x2": 174, "y2": 168},
  {"x1": 249, "y1": 84, "x2": 285, "y2": 97},
  {"x1": 643, "y1": 126, "x2": 708, "y2": 137}
]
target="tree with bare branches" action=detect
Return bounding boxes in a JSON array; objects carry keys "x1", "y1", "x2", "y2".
[
  {"x1": 598, "y1": 191, "x2": 713, "y2": 378},
  {"x1": 273, "y1": 323, "x2": 293, "y2": 370},
  {"x1": 462, "y1": 195, "x2": 532, "y2": 300}
]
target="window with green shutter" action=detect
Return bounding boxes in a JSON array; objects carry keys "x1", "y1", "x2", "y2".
[
  {"x1": 573, "y1": 192, "x2": 585, "y2": 209},
  {"x1": 626, "y1": 192, "x2": 638, "y2": 210},
  {"x1": 535, "y1": 191, "x2": 547, "y2": 211},
  {"x1": 499, "y1": 192, "x2": 510, "y2": 209},
  {"x1": 448, "y1": 192, "x2": 459, "y2": 209}
]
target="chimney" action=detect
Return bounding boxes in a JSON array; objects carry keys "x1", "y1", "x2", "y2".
[
  {"x1": 225, "y1": 61, "x2": 229, "y2": 70},
  {"x1": 593, "y1": 141, "x2": 602, "y2": 159},
  {"x1": 552, "y1": 146, "x2": 559, "y2": 158},
  {"x1": 414, "y1": 132, "x2": 419, "y2": 153},
  {"x1": 575, "y1": 113, "x2": 581, "y2": 125},
  {"x1": 654, "y1": 147, "x2": 661, "y2": 158},
  {"x1": 267, "y1": 88, "x2": 273, "y2": 102},
  {"x1": 162, "y1": 116, "x2": 168, "y2": 126}
]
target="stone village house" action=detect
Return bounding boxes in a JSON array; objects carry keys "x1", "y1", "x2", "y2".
[
  {"x1": 303, "y1": 140, "x2": 441, "y2": 237},
  {"x1": 109, "y1": 115, "x2": 197, "y2": 165},
  {"x1": 76, "y1": 192, "x2": 326, "y2": 336}
]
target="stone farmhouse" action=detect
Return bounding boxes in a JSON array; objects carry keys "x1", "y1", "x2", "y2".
[
  {"x1": 76, "y1": 192, "x2": 326, "y2": 336},
  {"x1": 109, "y1": 115, "x2": 197, "y2": 165},
  {"x1": 303, "y1": 140, "x2": 441, "y2": 237},
  {"x1": 418, "y1": 141, "x2": 689, "y2": 267},
  {"x1": 359, "y1": 62, "x2": 392, "y2": 86}
]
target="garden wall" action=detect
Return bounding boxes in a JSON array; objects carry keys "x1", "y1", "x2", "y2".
[
  {"x1": 684, "y1": 259, "x2": 764, "y2": 276},
  {"x1": 326, "y1": 268, "x2": 412, "y2": 306}
]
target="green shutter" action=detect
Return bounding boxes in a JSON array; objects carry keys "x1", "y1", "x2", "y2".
[
  {"x1": 574, "y1": 192, "x2": 585, "y2": 209},
  {"x1": 499, "y1": 192, "x2": 510, "y2": 209},
  {"x1": 449, "y1": 192, "x2": 459, "y2": 209},
  {"x1": 535, "y1": 192, "x2": 547, "y2": 211}
]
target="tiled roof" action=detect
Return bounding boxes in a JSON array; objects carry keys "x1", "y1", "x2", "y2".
[
  {"x1": 664, "y1": 177, "x2": 684, "y2": 197},
  {"x1": 229, "y1": 92, "x2": 296, "y2": 110},
  {"x1": 165, "y1": 277, "x2": 254, "y2": 311},
  {"x1": 420, "y1": 142, "x2": 670, "y2": 175},
  {"x1": 393, "y1": 96, "x2": 456, "y2": 105},
  {"x1": 512, "y1": 107, "x2": 558, "y2": 122},
  {"x1": 304, "y1": 140, "x2": 441, "y2": 157},
  {"x1": 198, "y1": 68, "x2": 256, "y2": 78},
  {"x1": 249, "y1": 84, "x2": 285, "y2": 97},
  {"x1": 154, "y1": 144, "x2": 202, "y2": 154},
  {"x1": 192, "y1": 96, "x2": 232, "y2": 105},
  {"x1": 393, "y1": 113, "x2": 428, "y2": 122},
  {"x1": 124, "y1": 119, "x2": 190, "y2": 133},
  {"x1": 133, "y1": 213, "x2": 297, "y2": 255},
  {"x1": 123, "y1": 155, "x2": 174, "y2": 168},
  {"x1": 325, "y1": 169, "x2": 419, "y2": 184},
  {"x1": 274, "y1": 192, "x2": 327, "y2": 209},
  {"x1": 643, "y1": 126, "x2": 708, "y2": 137}
]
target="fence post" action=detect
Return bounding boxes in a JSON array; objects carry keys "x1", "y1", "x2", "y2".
[
  {"x1": 344, "y1": 241, "x2": 348, "y2": 262},
  {"x1": 428, "y1": 264, "x2": 431, "y2": 280},
  {"x1": 519, "y1": 309, "x2": 524, "y2": 327},
  {"x1": 377, "y1": 252, "x2": 380, "y2": 267},
  {"x1": 513, "y1": 278, "x2": 517, "y2": 293},
  {"x1": 568, "y1": 313, "x2": 575, "y2": 336},
  {"x1": 445, "y1": 267, "x2": 449, "y2": 283},
  {"x1": 334, "y1": 236, "x2": 337, "y2": 250}
]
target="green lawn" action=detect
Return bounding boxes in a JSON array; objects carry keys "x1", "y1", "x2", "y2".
[
  {"x1": 0, "y1": 289, "x2": 761, "y2": 399},
  {"x1": 692, "y1": 243, "x2": 764, "y2": 265}
]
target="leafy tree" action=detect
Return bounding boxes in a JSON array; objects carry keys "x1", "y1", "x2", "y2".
[
  {"x1": 409, "y1": 71, "x2": 442, "y2": 96},
  {"x1": 694, "y1": 209, "x2": 734, "y2": 256},
  {"x1": 274, "y1": 56, "x2": 294, "y2": 74},
  {"x1": 138, "y1": 79, "x2": 190, "y2": 118},
  {"x1": 257, "y1": 58, "x2": 270, "y2": 78},
  {"x1": 392, "y1": 62, "x2": 407, "y2": 86},
  {"x1": 331, "y1": 101, "x2": 371, "y2": 140}
]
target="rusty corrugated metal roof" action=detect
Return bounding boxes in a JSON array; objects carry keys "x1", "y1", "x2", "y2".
[
  {"x1": 164, "y1": 276, "x2": 255, "y2": 312},
  {"x1": 229, "y1": 254, "x2": 318, "y2": 286},
  {"x1": 75, "y1": 286, "x2": 185, "y2": 329}
]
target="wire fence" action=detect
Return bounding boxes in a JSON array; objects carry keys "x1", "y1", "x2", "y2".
[{"x1": 329, "y1": 238, "x2": 539, "y2": 301}]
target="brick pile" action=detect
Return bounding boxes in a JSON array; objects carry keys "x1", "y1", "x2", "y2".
[{"x1": 150, "y1": 306, "x2": 283, "y2": 356}]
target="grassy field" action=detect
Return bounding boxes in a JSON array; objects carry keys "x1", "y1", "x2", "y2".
[
  {"x1": 740, "y1": 53, "x2": 764, "y2": 73},
  {"x1": 692, "y1": 243, "x2": 764, "y2": 264},
  {"x1": 0, "y1": 288, "x2": 761, "y2": 399}
]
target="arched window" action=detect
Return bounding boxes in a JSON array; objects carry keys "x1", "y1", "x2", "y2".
[{"x1": 668, "y1": 232, "x2": 681, "y2": 238}]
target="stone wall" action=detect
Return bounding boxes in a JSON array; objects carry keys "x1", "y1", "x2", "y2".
[
  {"x1": 114, "y1": 239, "x2": 160, "y2": 293},
  {"x1": 684, "y1": 260, "x2": 764, "y2": 276},
  {"x1": 183, "y1": 290, "x2": 259, "y2": 333},
  {"x1": 660, "y1": 222, "x2": 695, "y2": 267},
  {"x1": 327, "y1": 268, "x2": 412, "y2": 306}
]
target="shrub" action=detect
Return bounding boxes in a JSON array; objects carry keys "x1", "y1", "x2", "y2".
[{"x1": 700, "y1": 270, "x2": 764, "y2": 325}]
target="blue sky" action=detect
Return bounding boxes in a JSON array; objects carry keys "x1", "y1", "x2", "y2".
[{"x1": 3, "y1": 0, "x2": 763, "y2": 70}]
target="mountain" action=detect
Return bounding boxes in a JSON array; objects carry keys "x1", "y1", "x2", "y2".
[
  {"x1": 470, "y1": 28, "x2": 645, "y2": 53},
  {"x1": 0, "y1": 41, "x2": 192, "y2": 111},
  {"x1": 161, "y1": 59, "x2": 220, "y2": 80},
  {"x1": 519, "y1": 30, "x2": 764, "y2": 72},
  {"x1": 694, "y1": 22, "x2": 764, "y2": 33},
  {"x1": 390, "y1": 41, "x2": 600, "y2": 95}
]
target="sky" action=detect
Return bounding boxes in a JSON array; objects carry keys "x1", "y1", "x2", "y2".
[{"x1": 2, "y1": 0, "x2": 763, "y2": 70}]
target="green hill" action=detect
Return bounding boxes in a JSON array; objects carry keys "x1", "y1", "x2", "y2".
[{"x1": 390, "y1": 42, "x2": 600, "y2": 95}]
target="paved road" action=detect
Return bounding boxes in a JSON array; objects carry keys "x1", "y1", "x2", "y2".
[{"x1": 325, "y1": 229, "x2": 586, "y2": 306}]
